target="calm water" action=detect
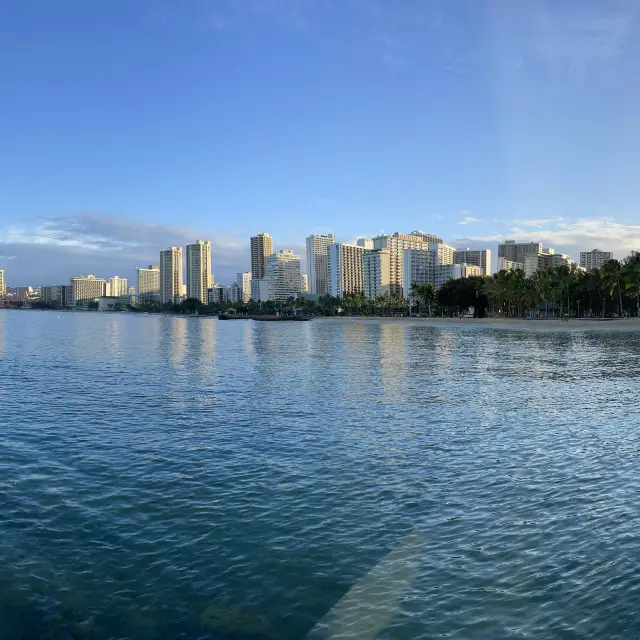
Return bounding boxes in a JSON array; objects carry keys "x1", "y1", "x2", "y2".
[{"x1": 2, "y1": 310, "x2": 640, "y2": 639}]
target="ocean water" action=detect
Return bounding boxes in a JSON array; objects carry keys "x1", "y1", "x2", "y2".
[{"x1": 1, "y1": 310, "x2": 640, "y2": 639}]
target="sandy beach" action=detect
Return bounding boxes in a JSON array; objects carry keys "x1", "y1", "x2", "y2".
[{"x1": 328, "y1": 316, "x2": 640, "y2": 332}]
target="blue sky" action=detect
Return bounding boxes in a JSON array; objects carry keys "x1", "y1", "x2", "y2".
[{"x1": 1, "y1": 0, "x2": 640, "y2": 284}]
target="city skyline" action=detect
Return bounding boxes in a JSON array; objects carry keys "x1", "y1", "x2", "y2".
[{"x1": 0, "y1": 229, "x2": 620, "y2": 291}]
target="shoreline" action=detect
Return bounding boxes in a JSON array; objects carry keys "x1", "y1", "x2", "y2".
[{"x1": 324, "y1": 316, "x2": 640, "y2": 332}]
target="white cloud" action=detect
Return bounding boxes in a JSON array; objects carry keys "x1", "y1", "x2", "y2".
[
  {"x1": 458, "y1": 216, "x2": 481, "y2": 225},
  {"x1": 461, "y1": 216, "x2": 640, "y2": 259}
]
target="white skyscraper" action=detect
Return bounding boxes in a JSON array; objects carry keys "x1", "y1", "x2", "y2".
[
  {"x1": 108, "y1": 276, "x2": 128, "y2": 297},
  {"x1": 186, "y1": 240, "x2": 212, "y2": 303},
  {"x1": 328, "y1": 243, "x2": 366, "y2": 298},
  {"x1": 137, "y1": 265, "x2": 160, "y2": 302},
  {"x1": 580, "y1": 249, "x2": 613, "y2": 270},
  {"x1": 237, "y1": 272, "x2": 252, "y2": 303},
  {"x1": 267, "y1": 250, "x2": 303, "y2": 300},
  {"x1": 0, "y1": 269, "x2": 5, "y2": 296},
  {"x1": 160, "y1": 246, "x2": 183, "y2": 304},
  {"x1": 305, "y1": 233, "x2": 335, "y2": 295}
]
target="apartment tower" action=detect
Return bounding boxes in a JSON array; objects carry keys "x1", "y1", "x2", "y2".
[
  {"x1": 160, "y1": 246, "x2": 183, "y2": 304},
  {"x1": 250, "y1": 233, "x2": 273, "y2": 280},
  {"x1": 186, "y1": 240, "x2": 212, "y2": 302},
  {"x1": 305, "y1": 233, "x2": 335, "y2": 295}
]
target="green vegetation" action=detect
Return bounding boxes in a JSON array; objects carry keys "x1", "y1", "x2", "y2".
[{"x1": 482, "y1": 254, "x2": 640, "y2": 318}]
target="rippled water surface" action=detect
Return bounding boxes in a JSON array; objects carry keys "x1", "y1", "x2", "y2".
[{"x1": 2, "y1": 310, "x2": 640, "y2": 639}]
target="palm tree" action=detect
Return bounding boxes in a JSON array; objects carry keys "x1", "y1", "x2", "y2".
[
  {"x1": 623, "y1": 253, "x2": 640, "y2": 315},
  {"x1": 601, "y1": 259, "x2": 623, "y2": 316}
]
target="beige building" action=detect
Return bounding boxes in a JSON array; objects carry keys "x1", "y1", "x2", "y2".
[
  {"x1": 186, "y1": 240, "x2": 212, "y2": 302},
  {"x1": 71, "y1": 275, "x2": 106, "y2": 304},
  {"x1": 372, "y1": 232, "x2": 430, "y2": 297},
  {"x1": 250, "y1": 233, "x2": 273, "y2": 280},
  {"x1": 363, "y1": 249, "x2": 391, "y2": 299},
  {"x1": 409, "y1": 230, "x2": 443, "y2": 244},
  {"x1": 430, "y1": 242, "x2": 456, "y2": 266},
  {"x1": 267, "y1": 250, "x2": 303, "y2": 300},
  {"x1": 301, "y1": 274, "x2": 309, "y2": 293},
  {"x1": 236, "y1": 272, "x2": 252, "y2": 303},
  {"x1": 328, "y1": 243, "x2": 366, "y2": 298},
  {"x1": 0, "y1": 269, "x2": 5, "y2": 296},
  {"x1": 160, "y1": 246, "x2": 183, "y2": 304},
  {"x1": 580, "y1": 249, "x2": 613, "y2": 270},
  {"x1": 498, "y1": 257, "x2": 524, "y2": 272},
  {"x1": 137, "y1": 265, "x2": 160, "y2": 302},
  {"x1": 453, "y1": 248, "x2": 492, "y2": 275},
  {"x1": 305, "y1": 233, "x2": 335, "y2": 295}
]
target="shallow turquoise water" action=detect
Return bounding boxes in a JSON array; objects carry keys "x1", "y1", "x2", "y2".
[{"x1": 1, "y1": 310, "x2": 640, "y2": 639}]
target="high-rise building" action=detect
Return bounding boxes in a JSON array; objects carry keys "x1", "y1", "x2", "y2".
[
  {"x1": 207, "y1": 285, "x2": 224, "y2": 305},
  {"x1": 430, "y1": 242, "x2": 456, "y2": 266},
  {"x1": 160, "y1": 246, "x2": 183, "y2": 304},
  {"x1": 329, "y1": 243, "x2": 366, "y2": 298},
  {"x1": 498, "y1": 240, "x2": 543, "y2": 265},
  {"x1": 71, "y1": 275, "x2": 106, "y2": 304},
  {"x1": 372, "y1": 232, "x2": 430, "y2": 297},
  {"x1": 108, "y1": 276, "x2": 128, "y2": 297},
  {"x1": 301, "y1": 274, "x2": 309, "y2": 293},
  {"x1": 186, "y1": 240, "x2": 212, "y2": 302},
  {"x1": 580, "y1": 249, "x2": 613, "y2": 270},
  {"x1": 453, "y1": 248, "x2": 492, "y2": 276},
  {"x1": 357, "y1": 238, "x2": 374, "y2": 250},
  {"x1": 498, "y1": 257, "x2": 524, "y2": 272},
  {"x1": 137, "y1": 265, "x2": 160, "y2": 302},
  {"x1": 523, "y1": 250, "x2": 576, "y2": 278},
  {"x1": 305, "y1": 233, "x2": 335, "y2": 295},
  {"x1": 402, "y1": 249, "x2": 434, "y2": 297},
  {"x1": 251, "y1": 278, "x2": 271, "y2": 302},
  {"x1": 237, "y1": 272, "x2": 252, "y2": 303},
  {"x1": 434, "y1": 264, "x2": 482, "y2": 289},
  {"x1": 250, "y1": 233, "x2": 273, "y2": 280},
  {"x1": 267, "y1": 250, "x2": 303, "y2": 300},
  {"x1": 409, "y1": 230, "x2": 444, "y2": 245},
  {"x1": 363, "y1": 249, "x2": 391, "y2": 299},
  {"x1": 0, "y1": 269, "x2": 5, "y2": 296}
]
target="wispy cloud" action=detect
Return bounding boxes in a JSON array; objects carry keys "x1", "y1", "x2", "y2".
[
  {"x1": 458, "y1": 216, "x2": 481, "y2": 225},
  {"x1": 0, "y1": 214, "x2": 252, "y2": 286}
]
